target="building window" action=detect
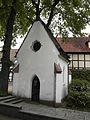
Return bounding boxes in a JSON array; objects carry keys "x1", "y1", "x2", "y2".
[
  {"x1": 85, "y1": 55, "x2": 90, "y2": 60},
  {"x1": 69, "y1": 54, "x2": 90, "y2": 70},
  {"x1": 79, "y1": 61, "x2": 84, "y2": 67},
  {"x1": 32, "y1": 40, "x2": 41, "y2": 52},
  {"x1": 86, "y1": 61, "x2": 90, "y2": 68},
  {"x1": 73, "y1": 61, "x2": 78, "y2": 68},
  {"x1": 73, "y1": 54, "x2": 78, "y2": 60},
  {"x1": 79, "y1": 54, "x2": 84, "y2": 60}
]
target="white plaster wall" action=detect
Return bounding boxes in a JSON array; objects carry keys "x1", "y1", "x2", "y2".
[
  {"x1": 55, "y1": 58, "x2": 68, "y2": 103},
  {"x1": 69, "y1": 74, "x2": 72, "y2": 84},
  {"x1": 13, "y1": 73, "x2": 19, "y2": 96},
  {"x1": 13, "y1": 21, "x2": 68, "y2": 102},
  {"x1": 55, "y1": 74, "x2": 63, "y2": 103}
]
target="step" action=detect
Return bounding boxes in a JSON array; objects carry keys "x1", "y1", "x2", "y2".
[
  {"x1": 2, "y1": 97, "x2": 20, "y2": 103},
  {"x1": 0, "y1": 96, "x2": 15, "y2": 101},
  {"x1": 0, "y1": 102, "x2": 22, "y2": 109},
  {"x1": 0, "y1": 102, "x2": 22, "y2": 119},
  {"x1": 11, "y1": 99, "x2": 24, "y2": 104}
]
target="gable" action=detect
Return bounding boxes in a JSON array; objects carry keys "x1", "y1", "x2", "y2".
[
  {"x1": 40, "y1": 20, "x2": 69, "y2": 60},
  {"x1": 16, "y1": 20, "x2": 69, "y2": 61}
]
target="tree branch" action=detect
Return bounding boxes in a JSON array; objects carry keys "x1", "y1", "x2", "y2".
[
  {"x1": 32, "y1": 0, "x2": 37, "y2": 7},
  {"x1": 39, "y1": 6, "x2": 45, "y2": 13},
  {"x1": 38, "y1": 0, "x2": 40, "y2": 6},
  {"x1": 32, "y1": 0, "x2": 41, "y2": 20},
  {"x1": 32, "y1": 0, "x2": 40, "y2": 7},
  {"x1": 47, "y1": 0, "x2": 60, "y2": 27}
]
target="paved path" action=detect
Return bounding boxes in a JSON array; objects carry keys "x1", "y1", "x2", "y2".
[
  {"x1": 0, "y1": 95, "x2": 90, "y2": 120},
  {"x1": 18, "y1": 102, "x2": 90, "y2": 120},
  {"x1": 6, "y1": 83, "x2": 90, "y2": 120},
  {"x1": 0, "y1": 114, "x2": 21, "y2": 120}
]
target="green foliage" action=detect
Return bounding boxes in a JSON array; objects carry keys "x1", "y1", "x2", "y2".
[
  {"x1": 0, "y1": 0, "x2": 35, "y2": 43},
  {"x1": 50, "y1": 0, "x2": 90, "y2": 38},
  {"x1": 72, "y1": 70, "x2": 90, "y2": 82},
  {"x1": 67, "y1": 79, "x2": 90, "y2": 110},
  {"x1": 0, "y1": 0, "x2": 90, "y2": 43}
]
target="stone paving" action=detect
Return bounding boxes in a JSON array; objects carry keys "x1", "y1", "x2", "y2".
[
  {"x1": 18, "y1": 102, "x2": 90, "y2": 120},
  {"x1": 0, "y1": 95, "x2": 90, "y2": 120},
  {"x1": 6, "y1": 82, "x2": 90, "y2": 120}
]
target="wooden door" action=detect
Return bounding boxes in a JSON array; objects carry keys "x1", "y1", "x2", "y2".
[{"x1": 32, "y1": 76, "x2": 40, "y2": 101}]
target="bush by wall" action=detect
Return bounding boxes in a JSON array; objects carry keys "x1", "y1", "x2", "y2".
[
  {"x1": 72, "y1": 70, "x2": 90, "y2": 82},
  {"x1": 67, "y1": 79, "x2": 90, "y2": 110}
]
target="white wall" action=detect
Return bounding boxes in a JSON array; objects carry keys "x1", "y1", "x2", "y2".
[
  {"x1": 13, "y1": 73, "x2": 19, "y2": 95},
  {"x1": 13, "y1": 21, "x2": 68, "y2": 103},
  {"x1": 55, "y1": 59, "x2": 68, "y2": 103},
  {"x1": 69, "y1": 74, "x2": 72, "y2": 84}
]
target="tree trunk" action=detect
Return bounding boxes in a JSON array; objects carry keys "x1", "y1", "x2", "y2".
[
  {"x1": 47, "y1": 0, "x2": 59, "y2": 27},
  {"x1": 0, "y1": 0, "x2": 16, "y2": 95},
  {"x1": 36, "y1": 5, "x2": 40, "y2": 20},
  {"x1": 32, "y1": 0, "x2": 40, "y2": 20}
]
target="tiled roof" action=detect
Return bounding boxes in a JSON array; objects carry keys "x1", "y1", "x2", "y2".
[
  {"x1": 0, "y1": 49, "x2": 17, "y2": 62},
  {"x1": 57, "y1": 37, "x2": 90, "y2": 53}
]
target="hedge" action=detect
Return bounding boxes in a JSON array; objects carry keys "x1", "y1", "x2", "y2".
[
  {"x1": 72, "y1": 70, "x2": 90, "y2": 82},
  {"x1": 67, "y1": 79, "x2": 90, "y2": 110}
]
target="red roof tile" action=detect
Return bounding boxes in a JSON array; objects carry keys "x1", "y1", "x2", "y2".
[{"x1": 57, "y1": 37, "x2": 90, "y2": 53}]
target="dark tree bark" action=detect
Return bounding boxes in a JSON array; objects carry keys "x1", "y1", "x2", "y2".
[
  {"x1": 36, "y1": 4, "x2": 40, "y2": 20},
  {"x1": 0, "y1": 0, "x2": 16, "y2": 94},
  {"x1": 47, "y1": 0, "x2": 60, "y2": 27},
  {"x1": 32, "y1": 0, "x2": 40, "y2": 20},
  {"x1": 0, "y1": 0, "x2": 59, "y2": 95}
]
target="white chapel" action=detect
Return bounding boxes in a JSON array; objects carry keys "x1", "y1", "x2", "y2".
[{"x1": 13, "y1": 19, "x2": 69, "y2": 106}]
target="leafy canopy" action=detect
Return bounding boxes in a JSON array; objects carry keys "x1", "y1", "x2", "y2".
[{"x1": 0, "y1": 0, "x2": 90, "y2": 43}]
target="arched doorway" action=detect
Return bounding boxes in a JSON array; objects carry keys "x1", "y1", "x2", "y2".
[{"x1": 32, "y1": 75, "x2": 40, "y2": 101}]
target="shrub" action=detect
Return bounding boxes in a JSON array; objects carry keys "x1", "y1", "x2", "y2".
[
  {"x1": 67, "y1": 79, "x2": 90, "y2": 109},
  {"x1": 72, "y1": 70, "x2": 90, "y2": 82}
]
